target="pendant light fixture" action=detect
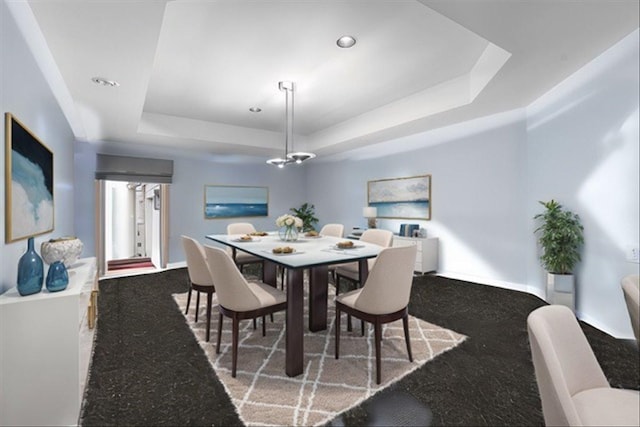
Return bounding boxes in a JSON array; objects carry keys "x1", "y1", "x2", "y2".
[{"x1": 267, "y1": 81, "x2": 315, "y2": 167}]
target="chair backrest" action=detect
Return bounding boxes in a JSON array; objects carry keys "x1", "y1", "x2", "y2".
[
  {"x1": 621, "y1": 275, "x2": 640, "y2": 343},
  {"x1": 203, "y1": 245, "x2": 261, "y2": 312},
  {"x1": 181, "y1": 235, "x2": 214, "y2": 287},
  {"x1": 359, "y1": 229, "x2": 394, "y2": 270},
  {"x1": 227, "y1": 222, "x2": 256, "y2": 235},
  {"x1": 320, "y1": 223, "x2": 344, "y2": 238},
  {"x1": 360, "y1": 229, "x2": 393, "y2": 248},
  {"x1": 354, "y1": 245, "x2": 417, "y2": 315},
  {"x1": 527, "y1": 305, "x2": 610, "y2": 426}
]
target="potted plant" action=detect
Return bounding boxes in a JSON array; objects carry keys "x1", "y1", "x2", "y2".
[
  {"x1": 533, "y1": 199, "x2": 584, "y2": 307},
  {"x1": 290, "y1": 202, "x2": 318, "y2": 232}
]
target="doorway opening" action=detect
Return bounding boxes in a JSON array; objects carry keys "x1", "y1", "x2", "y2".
[{"x1": 96, "y1": 180, "x2": 170, "y2": 277}]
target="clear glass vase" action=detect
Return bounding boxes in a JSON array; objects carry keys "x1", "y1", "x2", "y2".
[{"x1": 279, "y1": 225, "x2": 299, "y2": 242}]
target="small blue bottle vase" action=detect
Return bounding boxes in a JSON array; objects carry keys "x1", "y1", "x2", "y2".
[
  {"x1": 17, "y1": 237, "x2": 44, "y2": 296},
  {"x1": 46, "y1": 261, "x2": 69, "y2": 292}
]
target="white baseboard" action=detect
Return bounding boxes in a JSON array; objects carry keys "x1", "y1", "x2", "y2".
[
  {"x1": 575, "y1": 310, "x2": 635, "y2": 340},
  {"x1": 435, "y1": 271, "x2": 535, "y2": 296},
  {"x1": 436, "y1": 271, "x2": 634, "y2": 340},
  {"x1": 167, "y1": 261, "x2": 187, "y2": 270}
]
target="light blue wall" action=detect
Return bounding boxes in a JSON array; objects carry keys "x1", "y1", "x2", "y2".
[
  {"x1": 73, "y1": 141, "x2": 307, "y2": 264},
  {"x1": 0, "y1": 1, "x2": 76, "y2": 294},
  {"x1": 525, "y1": 30, "x2": 639, "y2": 337},
  {"x1": 307, "y1": 111, "x2": 530, "y2": 288},
  {"x1": 306, "y1": 29, "x2": 639, "y2": 338}
]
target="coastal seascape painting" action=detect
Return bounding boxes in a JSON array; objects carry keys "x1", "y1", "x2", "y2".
[
  {"x1": 5, "y1": 113, "x2": 54, "y2": 242},
  {"x1": 368, "y1": 175, "x2": 431, "y2": 220},
  {"x1": 204, "y1": 185, "x2": 268, "y2": 219}
]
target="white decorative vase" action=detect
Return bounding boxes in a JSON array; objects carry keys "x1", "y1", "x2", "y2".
[{"x1": 41, "y1": 237, "x2": 83, "y2": 268}]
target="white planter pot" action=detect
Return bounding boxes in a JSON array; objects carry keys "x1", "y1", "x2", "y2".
[{"x1": 546, "y1": 273, "x2": 575, "y2": 312}]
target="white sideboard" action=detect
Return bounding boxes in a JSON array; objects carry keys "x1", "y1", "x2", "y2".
[
  {"x1": 0, "y1": 257, "x2": 97, "y2": 426},
  {"x1": 391, "y1": 236, "x2": 439, "y2": 274}
]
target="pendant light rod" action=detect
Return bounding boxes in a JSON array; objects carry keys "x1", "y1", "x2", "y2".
[{"x1": 267, "y1": 80, "x2": 315, "y2": 167}]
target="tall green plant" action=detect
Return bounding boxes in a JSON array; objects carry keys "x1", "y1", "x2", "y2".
[
  {"x1": 290, "y1": 202, "x2": 318, "y2": 232},
  {"x1": 533, "y1": 200, "x2": 584, "y2": 274}
]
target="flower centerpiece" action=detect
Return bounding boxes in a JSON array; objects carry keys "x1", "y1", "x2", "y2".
[{"x1": 276, "y1": 214, "x2": 303, "y2": 242}]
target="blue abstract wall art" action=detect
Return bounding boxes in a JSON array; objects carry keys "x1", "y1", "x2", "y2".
[
  {"x1": 368, "y1": 175, "x2": 431, "y2": 220},
  {"x1": 5, "y1": 113, "x2": 54, "y2": 242},
  {"x1": 204, "y1": 185, "x2": 268, "y2": 219}
]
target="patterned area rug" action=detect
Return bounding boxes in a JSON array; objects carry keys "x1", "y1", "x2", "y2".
[{"x1": 172, "y1": 284, "x2": 466, "y2": 426}]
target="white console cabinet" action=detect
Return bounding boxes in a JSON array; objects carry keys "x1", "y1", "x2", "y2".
[
  {"x1": 0, "y1": 257, "x2": 97, "y2": 426},
  {"x1": 392, "y1": 236, "x2": 439, "y2": 273}
]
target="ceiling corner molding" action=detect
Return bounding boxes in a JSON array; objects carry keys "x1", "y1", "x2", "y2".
[
  {"x1": 469, "y1": 43, "x2": 512, "y2": 100},
  {"x1": 306, "y1": 41, "x2": 511, "y2": 154},
  {"x1": 6, "y1": 1, "x2": 86, "y2": 139}
]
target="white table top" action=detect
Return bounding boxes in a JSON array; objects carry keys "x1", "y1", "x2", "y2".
[{"x1": 205, "y1": 232, "x2": 382, "y2": 269}]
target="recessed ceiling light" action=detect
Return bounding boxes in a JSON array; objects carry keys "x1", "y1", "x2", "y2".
[
  {"x1": 249, "y1": 107, "x2": 262, "y2": 113},
  {"x1": 91, "y1": 77, "x2": 120, "y2": 87},
  {"x1": 336, "y1": 35, "x2": 356, "y2": 48}
]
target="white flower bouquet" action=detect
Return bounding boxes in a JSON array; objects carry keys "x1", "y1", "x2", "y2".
[
  {"x1": 276, "y1": 214, "x2": 303, "y2": 241},
  {"x1": 276, "y1": 214, "x2": 303, "y2": 229}
]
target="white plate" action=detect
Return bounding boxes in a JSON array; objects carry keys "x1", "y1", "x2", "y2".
[
  {"x1": 231, "y1": 237, "x2": 260, "y2": 242},
  {"x1": 332, "y1": 244, "x2": 363, "y2": 250},
  {"x1": 265, "y1": 249, "x2": 304, "y2": 256}
]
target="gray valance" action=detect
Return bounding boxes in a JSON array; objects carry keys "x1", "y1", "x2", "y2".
[{"x1": 95, "y1": 154, "x2": 173, "y2": 183}]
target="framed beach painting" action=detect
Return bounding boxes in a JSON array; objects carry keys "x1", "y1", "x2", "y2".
[
  {"x1": 204, "y1": 185, "x2": 268, "y2": 219},
  {"x1": 5, "y1": 113, "x2": 54, "y2": 243},
  {"x1": 367, "y1": 174, "x2": 431, "y2": 220}
]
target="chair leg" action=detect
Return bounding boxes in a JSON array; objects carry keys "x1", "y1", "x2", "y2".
[
  {"x1": 270, "y1": 313, "x2": 274, "y2": 322},
  {"x1": 185, "y1": 286, "x2": 192, "y2": 315},
  {"x1": 262, "y1": 316, "x2": 266, "y2": 336},
  {"x1": 361, "y1": 318, "x2": 365, "y2": 336},
  {"x1": 253, "y1": 318, "x2": 257, "y2": 329},
  {"x1": 232, "y1": 315, "x2": 239, "y2": 378},
  {"x1": 195, "y1": 291, "x2": 201, "y2": 322},
  {"x1": 374, "y1": 319, "x2": 382, "y2": 385},
  {"x1": 205, "y1": 291, "x2": 213, "y2": 342},
  {"x1": 403, "y1": 313, "x2": 413, "y2": 362},
  {"x1": 335, "y1": 306, "x2": 341, "y2": 359},
  {"x1": 216, "y1": 313, "x2": 223, "y2": 354}
]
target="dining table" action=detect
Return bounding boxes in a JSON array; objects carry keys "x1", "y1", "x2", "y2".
[{"x1": 205, "y1": 231, "x2": 383, "y2": 377}]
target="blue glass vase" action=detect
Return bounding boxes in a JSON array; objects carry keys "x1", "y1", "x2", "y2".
[
  {"x1": 46, "y1": 261, "x2": 69, "y2": 292},
  {"x1": 17, "y1": 237, "x2": 44, "y2": 296}
]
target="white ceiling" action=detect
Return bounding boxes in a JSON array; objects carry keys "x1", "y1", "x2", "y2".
[{"x1": 20, "y1": 0, "x2": 640, "y2": 162}]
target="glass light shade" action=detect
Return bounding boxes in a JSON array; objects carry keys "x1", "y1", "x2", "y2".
[
  {"x1": 362, "y1": 207, "x2": 377, "y2": 218},
  {"x1": 287, "y1": 152, "x2": 316, "y2": 164},
  {"x1": 266, "y1": 157, "x2": 294, "y2": 168}
]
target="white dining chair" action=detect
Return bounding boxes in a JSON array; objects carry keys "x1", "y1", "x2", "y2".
[
  {"x1": 335, "y1": 244, "x2": 417, "y2": 384},
  {"x1": 203, "y1": 245, "x2": 287, "y2": 378},
  {"x1": 334, "y1": 229, "x2": 394, "y2": 294},
  {"x1": 320, "y1": 223, "x2": 344, "y2": 238},
  {"x1": 226, "y1": 223, "x2": 264, "y2": 274},
  {"x1": 621, "y1": 274, "x2": 639, "y2": 344},
  {"x1": 528, "y1": 304, "x2": 640, "y2": 426},
  {"x1": 181, "y1": 235, "x2": 216, "y2": 342}
]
